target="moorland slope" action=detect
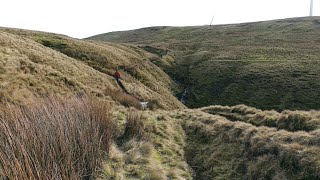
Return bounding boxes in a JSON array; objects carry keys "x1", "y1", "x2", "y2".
[
  {"x1": 0, "y1": 26, "x2": 320, "y2": 179},
  {"x1": 89, "y1": 17, "x2": 320, "y2": 110},
  {"x1": 0, "y1": 28, "x2": 184, "y2": 109}
]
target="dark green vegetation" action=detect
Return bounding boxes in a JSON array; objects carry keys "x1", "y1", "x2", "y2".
[{"x1": 89, "y1": 17, "x2": 320, "y2": 111}]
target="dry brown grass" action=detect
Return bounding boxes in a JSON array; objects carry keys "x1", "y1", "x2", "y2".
[
  {"x1": 181, "y1": 109, "x2": 320, "y2": 179},
  {"x1": 201, "y1": 104, "x2": 320, "y2": 132},
  {"x1": 147, "y1": 99, "x2": 163, "y2": 110},
  {"x1": 122, "y1": 111, "x2": 145, "y2": 140},
  {"x1": 104, "y1": 87, "x2": 141, "y2": 110},
  {"x1": 101, "y1": 110, "x2": 192, "y2": 179},
  {"x1": 0, "y1": 29, "x2": 185, "y2": 110},
  {"x1": 0, "y1": 97, "x2": 114, "y2": 179}
]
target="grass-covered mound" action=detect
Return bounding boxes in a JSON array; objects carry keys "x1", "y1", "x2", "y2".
[
  {"x1": 179, "y1": 109, "x2": 320, "y2": 179},
  {"x1": 201, "y1": 104, "x2": 320, "y2": 132}
]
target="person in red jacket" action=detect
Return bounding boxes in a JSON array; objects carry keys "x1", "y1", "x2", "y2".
[{"x1": 114, "y1": 70, "x2": 121, "y2": 82}]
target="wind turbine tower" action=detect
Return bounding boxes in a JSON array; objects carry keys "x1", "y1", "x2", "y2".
[{"x1": 310, "y1": 0, "x2": 314, "y2": 16}]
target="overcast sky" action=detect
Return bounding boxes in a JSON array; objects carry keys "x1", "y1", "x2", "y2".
[{"x1": 1, "y1": 0, "x2": 318, "y2": 38}]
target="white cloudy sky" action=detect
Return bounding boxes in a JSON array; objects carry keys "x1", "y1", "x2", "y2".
[{"x1": 1, "y1": 0, "x2": 318, "y2": 38}]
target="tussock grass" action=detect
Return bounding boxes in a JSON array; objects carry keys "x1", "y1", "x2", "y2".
[
  {"x1": 201, "y1": 104, "x2": 320, "y2": 132},
  {"x1": 180, "y1": 109, "x2": 320, "y2": 179},
  {"x1": 147, "y1": 99, "x2": 163, "y2": 110},
  {"x1": 102, "y1": 110, "x2": 192, "y2": 179},
  {"x1": 0, "y1": 97, "x2": 114, "y2": 179},
  {"x1": 103, "y1": 107, "x2": 320, "y2": 179},
  {"x1": 122, "y1": 111, "x2": 145, "y2": 140},
  {"x1": 104, "y1": 87, "x2": 141, "y2": 110}
]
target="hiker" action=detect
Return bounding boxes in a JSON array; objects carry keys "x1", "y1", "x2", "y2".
[{"x1": 114, "y1": 70, "x2": 121, "y2": 82}]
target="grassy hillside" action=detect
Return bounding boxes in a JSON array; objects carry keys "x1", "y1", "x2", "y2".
[
  {"x1": 2, "y1": 97, "x2": 319, "y2": 179},
  {"x1": 0, "y1": 27, "x2": 189, "y2": 179},
  {"x1": 1, "y1": 26, "x2": 320, "y2": 179},
  {"x1": 95, "y1": 103, "x2": 319, "y2": 179},
  {"x1": 0, "y1": 28, "x2": 184, "y2": 109},
  {"x1": 88, "y1": 17, "x2": 320, "y2": 111},
  {"x1": 103, "y1": 104, "x2": 320, "y2": 179}
]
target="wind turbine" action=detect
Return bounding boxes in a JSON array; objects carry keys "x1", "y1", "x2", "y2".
[
  {"x1": 310, "y1": 0, "x2": 313, "y2": 16},
  {"x1": 210, "y1": 15, "x2": 214, "y2": 25}
]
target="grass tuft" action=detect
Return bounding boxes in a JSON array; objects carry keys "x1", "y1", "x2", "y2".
[
  {"x1": 104, "y1": 87, "x2": 141, "y2": 110},
  {"x1": 122, "y1": 111, "x2": 145, "y2": 140}
]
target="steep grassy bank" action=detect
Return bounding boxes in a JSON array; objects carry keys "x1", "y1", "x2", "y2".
[
  {"x1": 201, "y1": 104, "x2": 320, "y2": 132},
  {"x1": 179, "y1": 109, "x2": 320, "y2": 179},
  {"x1": 0, "y1": 28, "x2": 184, "y2": 109},
  {"x1": 99, "y1": 105, "x2": 320, "y2": 179},
  {"x1": 0, "y1": 26, "x2": 191, "y2": 178},
  {"x1": 89, "y1": 17, "x2": 320, "y2": 110}
]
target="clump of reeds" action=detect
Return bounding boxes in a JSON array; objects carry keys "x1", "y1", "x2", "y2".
[
  {"x1": 0, "y1": 97, "x2": 114, "y2": 179},
  {"x1": 122, "y1": 111, "x2": 145, "y2": 140}
]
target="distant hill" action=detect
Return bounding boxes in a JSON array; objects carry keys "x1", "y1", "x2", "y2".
[
  {"x1": 0, "y1": 27, "x2": 184, "y2": 109},
  {"x1": 88, "y1": 17, "x2": 320, "y2": 111}
]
